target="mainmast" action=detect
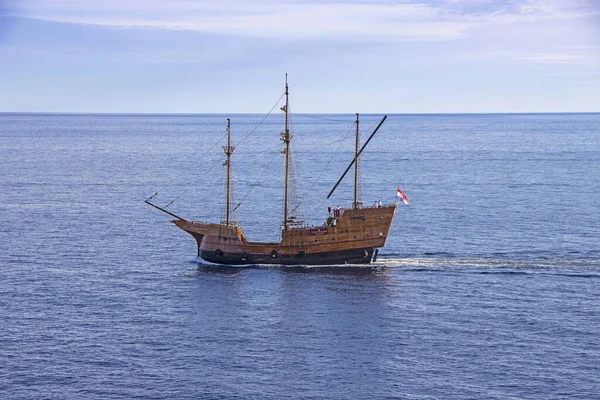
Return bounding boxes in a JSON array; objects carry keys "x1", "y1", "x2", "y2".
[
  {"x1": 281, "y1": 74, "x2": 294, "y2": 231},
  {"x1": 222, "y1": 118, "x2": 236, "y2": 226},
  {"x1": 353, "y1": 113, "x2": 361, "y2": 209}
]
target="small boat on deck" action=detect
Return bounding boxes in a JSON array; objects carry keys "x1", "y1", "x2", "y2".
[{"x1": 146, "y1": 77, "x2": 404, "y2": 265}]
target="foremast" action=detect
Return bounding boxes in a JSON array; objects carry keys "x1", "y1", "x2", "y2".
[
  {"x1": 281, "y1": 75, "x2": 294, "y2": 232},
  {"x1": 222, "y1": 118, "x2": 236, "y2": 227}
]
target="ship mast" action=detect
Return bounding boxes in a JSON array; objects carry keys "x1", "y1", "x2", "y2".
[
  {"x1": 353, "y1": 113, "x2": 360, "y2": 209},
  {"x1": 327, "y1": 115, "x2": 387, "y2": 200},
  {"x1": 223, "y1": 118, "x2": 236, "y2": 226},
  {"x1": 281, "y1": 74, "x2": 294, "y2": 231}
]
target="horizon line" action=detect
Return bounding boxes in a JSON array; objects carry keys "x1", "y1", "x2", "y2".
[{"x1": 2, "y1": 111, "x2": 599, "y2": 117}]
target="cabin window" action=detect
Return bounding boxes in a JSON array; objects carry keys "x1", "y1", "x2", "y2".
[
  {"x1": 379, "y1": 232, "x2": 383, "y2": 237},
  {"x1": 380, "y1": 216, "x2": 383, "y2": 220}
]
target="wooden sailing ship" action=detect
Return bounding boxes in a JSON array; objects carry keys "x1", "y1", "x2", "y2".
[{"x1": 146, "y1": 78, "x2": 399, "y2": 265}]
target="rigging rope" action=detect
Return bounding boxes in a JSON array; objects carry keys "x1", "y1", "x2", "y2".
[
  {"x1": 154, "y1": 92, "x2": 286, "y2": 208},
  {"x1": 236, "y1": 92, "x2": 285, "y2": 147},
  {"x1": 286, "y1": 105, "x2": 303, "y2": 218},
  {"x1": 291, "y1": 120, "x2": 356, "y2": 215},
  {"x1": 232, "y1": 142, "x2": 284, "y2": 212},
  {"x1": 305, "y1": 117, "x2": 385, "y2": 217},
  {"x1": 145, "y1": 129, "x2": 228, "y2": 202},
  {"x1": 164, "y1": 154, "x2": 226, "y2": 208},
  {"x1": 231, "y1": 93, "x2": 294, "y2": 212}
]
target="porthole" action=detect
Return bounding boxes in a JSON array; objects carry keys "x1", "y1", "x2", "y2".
[{"x1": 271, "y1": 250, "x2": 278, "y2": 258}]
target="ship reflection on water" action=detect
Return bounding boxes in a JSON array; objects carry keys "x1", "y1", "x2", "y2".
[{"x1": 195, "y1": 261, "x2": 387, "y2": 276}]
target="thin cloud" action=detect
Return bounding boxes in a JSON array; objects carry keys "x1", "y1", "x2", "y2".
[
  {"x1": 5, "y1": 0, "x2": 599, "y2": 66},
  {"x1": 14, "y1": 1, "x2": 472, "y2": 41},
  {"x1": 10, "y1": 0, "x2": 597, "y2": 42},
  {"x1": 469, "y1": 50, "x2": 598, "y2": 64}
]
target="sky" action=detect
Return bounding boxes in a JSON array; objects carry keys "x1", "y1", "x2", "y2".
[{"x1": 0, "y1": 0, "x2": 599, "y2": 113}]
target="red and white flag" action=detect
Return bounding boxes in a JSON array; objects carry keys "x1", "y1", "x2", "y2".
[{"x1": 396, "y1": 187, "x2": 409, "y2": 204}]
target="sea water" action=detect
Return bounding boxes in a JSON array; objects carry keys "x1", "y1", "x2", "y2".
[{"x1": 1, "y1": 112, "x2": 599, "y2": 399}]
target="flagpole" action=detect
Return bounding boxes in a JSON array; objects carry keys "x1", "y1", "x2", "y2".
[{"x1": 395, "y1": 187, "x2": 398, "y2": 205}]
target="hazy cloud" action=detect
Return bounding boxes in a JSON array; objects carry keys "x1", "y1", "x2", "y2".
[
  {"x1": 1, "y1": 0, "x2": 598, "y2": 112},
  {"x1": 8, "y1": 0, "x2": 598, "y2": 42}
]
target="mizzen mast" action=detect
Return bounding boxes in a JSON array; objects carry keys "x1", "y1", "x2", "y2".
[
  {"x1": 353, "y1": 113, "x2": 361, "y2": 209},
  {"x1": 281, "y1": 74, "x2": 294, "y2": 231},
  {"x1": 223, "y1": 118, "x2": 236, "y2": 226},
  {"x1": 327, "y1": 115, "x2": 388, "y2": 200}
]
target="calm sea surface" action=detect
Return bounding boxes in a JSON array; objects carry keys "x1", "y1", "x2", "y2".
[{"x1": 1, "y1": 112, "x2": 599, "y2": 399}]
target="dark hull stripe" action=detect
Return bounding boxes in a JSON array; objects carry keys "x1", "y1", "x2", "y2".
[{"x1": 200, "y1": 247, "x2": 376, "y2": 266}]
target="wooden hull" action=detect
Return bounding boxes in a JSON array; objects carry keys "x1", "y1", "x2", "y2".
[{"x1": 174, "y1": 204, "x2": 396, "y2": 266}]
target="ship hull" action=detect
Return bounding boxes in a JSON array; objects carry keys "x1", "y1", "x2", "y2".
[
  {"x1": 174, "y1": 204, "x2": 395, "y2": 267},
  {"x1": 200, "y1": 247, "x2": 379, "y2": 266}
]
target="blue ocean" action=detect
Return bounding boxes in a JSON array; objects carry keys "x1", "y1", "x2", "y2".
[{"x1": 1, "y1": 112, "x2": 599, "y2": 399}]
